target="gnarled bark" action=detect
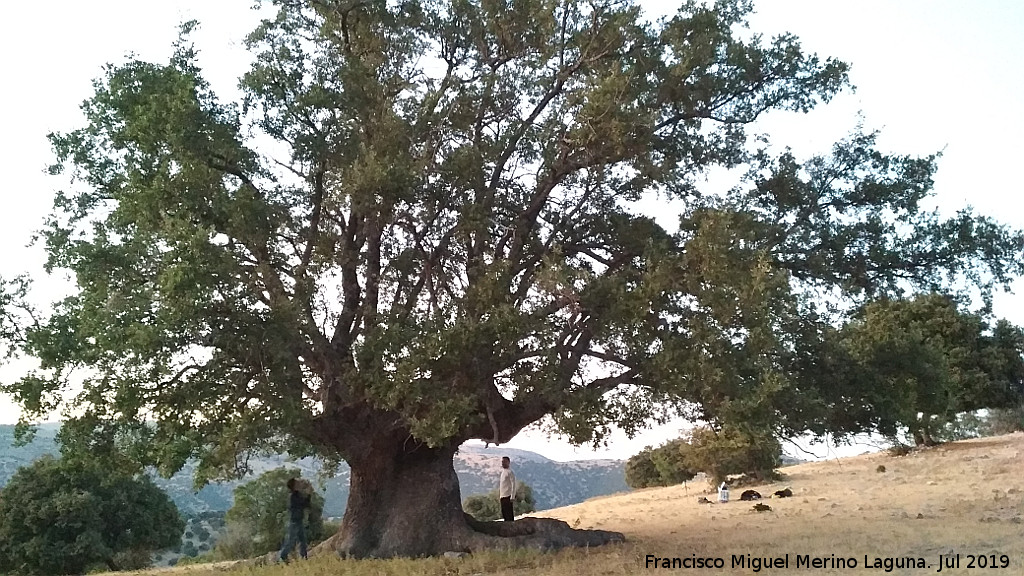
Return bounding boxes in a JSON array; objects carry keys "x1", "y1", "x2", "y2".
[{"x1": 308, "y1": 442, "x2": 623, "y2": 559}]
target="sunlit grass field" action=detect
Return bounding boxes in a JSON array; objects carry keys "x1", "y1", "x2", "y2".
[{"x1": 114, "y1": 433, "x2": 1024, "y2": 576}]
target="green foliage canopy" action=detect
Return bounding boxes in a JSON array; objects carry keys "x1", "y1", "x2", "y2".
[
  {"x1": 818, "y1": 294, "x2": 1024, "y2": 445},
  {"x1": 626, "y1": 425, "x2": 779, "y2": 487},
  {"x1": 0, "y1": 455, "x2": 183, "y2": 575},
  {"x1": 0, "y1": 0, "x2": 1021, "y2": 488},
  {"x1": 625, "y1": 438, "x2": 698, "y2": 488},
  {"x1": 683, "y1": 425, "x2": 781, "y2": 483},
  {"x1": 624, "y1": 446, "x2": 665, "y2": 488}
]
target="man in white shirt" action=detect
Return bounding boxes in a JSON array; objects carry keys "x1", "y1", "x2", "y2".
[{"x1": 498, "y1": 456, "x2": 517, "y2": 522}]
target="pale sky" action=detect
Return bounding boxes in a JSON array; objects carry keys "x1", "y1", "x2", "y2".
[{"x1": 1, "y1": 1, "x2": 1022, "y2": 462}]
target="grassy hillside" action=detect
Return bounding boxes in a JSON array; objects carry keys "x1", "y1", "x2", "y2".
[{"x1": 112, "y1": 432, "x2": 1024, "y2": 576}]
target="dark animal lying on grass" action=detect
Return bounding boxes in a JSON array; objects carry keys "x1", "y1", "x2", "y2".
[
  {"x1": 740, "y1": 490, "x2": 762, "y2": 501},
  {"x1": 752, "y1": 503, "x2": 772, "y2": 512},
  {"x1": 696, "y1": 497, "x2": 713, "y2": 504},
  {"x1": 773, "y1": 487, "x2": 793, "y2": 498}
]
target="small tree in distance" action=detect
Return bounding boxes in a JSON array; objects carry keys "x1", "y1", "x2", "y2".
[
  {"x1": 463, "y1": 481, "x2": 536, "y2": 522},
  {"x1": 216, "y1": 467, "x2": 325, "y2": 560},
  {"x1": 624, "y1": 447, "x2": 665, "y2": 488},
  {"x1": 625, "y1": 439, "x2": 698, "y2": 488},
  {"x1": 626, "y1": 426, "x2": 780, "y2": 487},
  {"x1": 684, "y1": 426, "x2": 781, "y2": 484}
]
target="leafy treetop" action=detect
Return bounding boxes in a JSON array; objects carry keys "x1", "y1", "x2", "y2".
[{"x1": 1, "y1": 0, "x2": 1021, "y2": 485}]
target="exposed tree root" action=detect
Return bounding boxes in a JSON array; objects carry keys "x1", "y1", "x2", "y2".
[
  {"x1": 241, "y1": 515, "x2": 624, "y2": 566},
  {"x1": 241, "y1": 516, "x2": 623, "y2": 566}
]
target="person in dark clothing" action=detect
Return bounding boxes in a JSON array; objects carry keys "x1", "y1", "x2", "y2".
[{"x1": 280, "y1": 478, "x2": 310, "y2": 563}]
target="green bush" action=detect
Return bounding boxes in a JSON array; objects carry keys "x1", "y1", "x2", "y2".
[
  {"x1": 193, "y1": 525, "x2": 211, "y2": 542},
  {"x1": 110, "y1": 548, "x2": 156, "y2": 572},
  {"x1": 650, "y1": 439, "x2": 699, "y2": 485},
  {"x1": 0, "y1": 455, "x2": 183, "y2": 575},
  {"x1": 684, "y1": 426, "x2": 781, "y2": 484},
  {"x1": 209, "y1": 522, "x2": 260, "y2": 561},
  {"x1": 625, "y1": 440, "x2": 697, "y2": 488},
  {"x1": 174, "y1": 551, "x2": 216, "y2": 566},
  {"x1": 984, "y1": 405, "x2": 1024, "y2": 435},
  {"x1": 626, "y1": 426, "x2": 781, "y2": 487},
  {"x1": 625, "y1": 448, "x2": 662, "y2": 488},
  {"x1": 317, "y1": 520, "x2": 342, "y2": 544},
  {"x1": 181, "y1": 541, "x2": 198, "y2": 558},
  {"x1": 463, "y1": 481, "x2": 535, "y2": 521},
  {"x1": 932, "y1": 411, "x2": 985, "y2": 442}
]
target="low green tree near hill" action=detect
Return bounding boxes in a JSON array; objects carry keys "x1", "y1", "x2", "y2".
[
  {"x1": 180, "y1": 541, "x2": 199, "y2": 559},
  {"x1": 979, "y1": 320, "x2": 1024, "y2": 435},
  {"x1": 931, "y1": 411, "x2": 988, "y2": 442},
  {"x1": 624, "y1": 448, "x2": 664, "y2": 488},
  {"x1": 684, "y1": 426, "x2": 781, "y2": 484},
  {"x1": 214, "y1": 467, "x2": 325, "y2": 560},
  {"x1": 819, "y1": 294, "x2": 1024, "y2": 446},
  {"x1": 625, "y1": 439, "x2": 698, "y2": 488},
  {"x1": 627, "y1": 426, "x2": 780, "y2": 487},
  {"x1": 0, "y1": 455, "x2": 183, "y2": 575},
  {"x1": 463, "y1": 481, "x2": 536, "y2": 521},
  {"x1": 649, "y1": 438, "x2": 700, "y2": 485}
]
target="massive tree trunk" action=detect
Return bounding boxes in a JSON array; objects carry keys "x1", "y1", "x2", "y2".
[{"x1": 312, "y1": 442, "x2": 624, "y2": 559}]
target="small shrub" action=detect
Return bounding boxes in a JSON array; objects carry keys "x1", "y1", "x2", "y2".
[
  {"x1": 181, "y1": 541, "x2": 198, "y2": 558},
  {"x1": 626, "y1": 427, "x2": 781, "y2": 487},
  {"x1": 111, "y1": 548, "x2": 154, "y2": 571},
  {"x1": 888, "y1": 443, "x2": 914, "y2": 457},
  {"x1": 463, "y1": 481, "x2": 536, "y2": 521},
  {"x1": 316, "y1": 520, "x2": 341, "y2": 545},
  {"x1": 625, "y1": 439, "x2": 697, "y2": 488},
  {"x1": 194, "y1": 525, "x2": 211, "y2": 542},
  {"x1": 175, "y1": 551, "x2": 216, "y2": 566},
  {"x1": 211, "y1": 523, "x2": 260, "y2": 561},
  {"x1": 984, "y1": 406, "x2": 1024, "y2": 435}
]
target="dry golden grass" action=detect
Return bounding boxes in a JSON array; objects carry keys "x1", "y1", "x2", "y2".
[{"x1": 115, "y1": 433, "x2": 1024, "y2": 576}]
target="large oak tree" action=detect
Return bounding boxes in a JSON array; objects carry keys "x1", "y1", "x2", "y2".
[{"x1": 3, "y1": 0, "x2": 1023, "y2": 558}]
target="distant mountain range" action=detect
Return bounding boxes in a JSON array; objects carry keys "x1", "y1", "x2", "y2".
[{"x1": 0, "y1": 424, "x2": 629, "y2": 517}]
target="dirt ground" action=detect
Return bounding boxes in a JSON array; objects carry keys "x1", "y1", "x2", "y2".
[{"x1": 532, "y1": 432, "x2": 1024, "y2": 575}]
